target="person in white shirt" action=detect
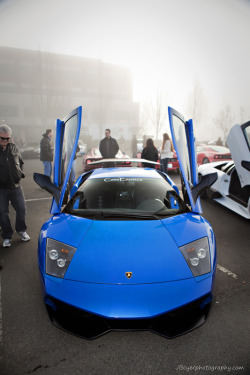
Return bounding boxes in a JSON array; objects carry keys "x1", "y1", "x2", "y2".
[{"x1": 160, "y1": 133, "x2": 174, "y2": 174}]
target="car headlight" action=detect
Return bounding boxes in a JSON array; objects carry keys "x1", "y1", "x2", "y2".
[
  {"x1": 46, "y1": 238, "x2": 76, "y2": 278},
  {"x1": 179, "y1": 237, "x2": 211, "y2": 277}
]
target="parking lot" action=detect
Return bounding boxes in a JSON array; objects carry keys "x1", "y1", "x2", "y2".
[{"x1": 0, "y1": 157, "x2": 249, "y2": 375}]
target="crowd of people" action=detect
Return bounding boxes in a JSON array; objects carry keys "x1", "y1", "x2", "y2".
[{"x1": 0, "y1": 124, "x2": 175, "y2": 252}]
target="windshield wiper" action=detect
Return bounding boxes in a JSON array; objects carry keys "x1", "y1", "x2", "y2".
[{"x1": 66, "y1": 208, "x2": 168, "y2": 220}]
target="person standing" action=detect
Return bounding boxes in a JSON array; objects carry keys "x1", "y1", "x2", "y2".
[
  {"x1": 99, "y1": 129, "x2": 119, "y2": 159},
  {"x1": 40, "y1": 129, "x2": 53, "y2": 177},
  {"x1": 160, "y1": 133, "x2": 174, "y2": 174},
  {"x1": 0, "y1": 125, "x2": 30, "y2": 248},
  {"x1": 141, "y1": 138, "x2": 158, "y2": 168},
  {"x1": 216, "y1": 137, "x2": 223, "y2": 146}
]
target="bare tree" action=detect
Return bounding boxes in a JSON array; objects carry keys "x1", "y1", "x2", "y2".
[
  {"x1": 186, "y1": 79, "x2": 207, "y2": 131},
  {"x1": 89, "y1": 59, "x2": 108, "y2": 138},
  {"x1": 214, "y1": 105, "x2": 235, "y2": 140},
  {"x1": 239, "y1": 105, "x2": 248, "y2": 124},
  {"x1": 141, "y1": 88, "x2": 168, "y2": 141},
  {"x1": 138, "y1": 102, "x2": 151, "y2": 137}
]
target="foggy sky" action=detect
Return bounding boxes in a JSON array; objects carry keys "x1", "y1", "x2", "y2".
[{"x1": 0, "y1": 0, "x2": 250, "y2": 139}]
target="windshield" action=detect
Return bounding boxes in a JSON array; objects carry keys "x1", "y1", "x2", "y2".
[
  {"x1": 60, "y1": 114, "x2": 78, "y2": 184},
  {"x1": 64, "y1": 177, "x2": 189, "y2": 219},
  {"x1": 242, "y1": 123, "x2": 250, "y2": 150},
  {"x1": 172, "y1": 115, "x2": 192, "y2": 182}
]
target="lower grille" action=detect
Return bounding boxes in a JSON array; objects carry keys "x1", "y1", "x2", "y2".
[{"x1": 45, "y1": 294, "x2": 212, "y2": 340}]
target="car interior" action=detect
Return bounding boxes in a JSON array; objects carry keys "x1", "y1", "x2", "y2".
[{"x1": 65, "y1": 178, "x2": 187, "y2": 217}]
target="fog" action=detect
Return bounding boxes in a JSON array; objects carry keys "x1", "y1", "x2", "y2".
[{"x1": 0, "y1": 0, "x2": 250, "y2": 147}]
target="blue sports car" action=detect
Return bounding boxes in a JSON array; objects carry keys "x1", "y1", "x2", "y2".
[{"x1": 34, "y1": 106, "x2": 218, "y2": 339}]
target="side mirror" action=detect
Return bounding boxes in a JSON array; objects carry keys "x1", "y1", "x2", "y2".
[
  {"x1": 33, "y1": 173, "x2": 61, "y2": 205},
  {"x1": 191, "y1": 172, "x2": 218, "y2": 203}
]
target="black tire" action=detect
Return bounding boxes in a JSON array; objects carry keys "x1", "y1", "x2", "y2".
[{"x1": 202, "y1": 157, "x2": 209, "y2": 164}]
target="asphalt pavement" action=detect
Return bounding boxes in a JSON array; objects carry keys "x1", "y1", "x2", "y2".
[{"x1": 0, "y1": 158, "x2": 249, "y2": 375}]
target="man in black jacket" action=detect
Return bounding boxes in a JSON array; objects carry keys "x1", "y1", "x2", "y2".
[
  {"x1": 0, "y1": 125, "x2": 30, "y2": 248},
  {"x1": 40, "y1": 129, "x2": 53, "y2": 177},
  {"x1": 99, "y1": 129, "x2": 119, "y2": 159}
]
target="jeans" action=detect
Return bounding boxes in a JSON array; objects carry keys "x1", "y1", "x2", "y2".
[
  {"x1": 43, "y1": 161, "x2": 52, "y2": 177},
  {"x1": 161, "y1": 158, "x2": 169, "y2": 174},
  {"x1": 0, "y1": 186, "x2": 27, "y2": 239}
]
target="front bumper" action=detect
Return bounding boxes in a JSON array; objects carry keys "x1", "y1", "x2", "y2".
[
  {"x1": 46, "y1": 293, "x2": 212, "y2": 339},
  {"x1": 42, "y1": 274, "x2": 214, "y2": 339}
]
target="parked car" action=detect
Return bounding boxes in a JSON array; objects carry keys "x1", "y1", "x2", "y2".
[
  {"x1": 33, "y1": 106, "x2": 217, "y2": 339},
  {"x1": 20, "y1": 141, "x2": 40, "y2": 159},
  {"x1": 196, "y1": 144, "x2": 231, "y2": 166},
  {"x1": 137, "y1": 150, "x2": 179, "y2": 172},
  {"x1": 198, "y1": 121, "x2": 250, "y2": 219},
  {"x1": 83, "y1": 147, "x2": 131, "y2": 171}
]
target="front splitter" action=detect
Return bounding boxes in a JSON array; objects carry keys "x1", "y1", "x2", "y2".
[{"x1": 46, "y1": 294, "x2": 212, "y2": 339}]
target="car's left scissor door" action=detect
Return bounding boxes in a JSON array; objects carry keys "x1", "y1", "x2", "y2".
[
  {"x1": 168, "y1": 107, "x2": 201, "y2": 213},
  {"x1": 227, "y1": 121, "x2": 250, "y2": 188},
  {"x1": 50, "y1": 106, "x2": 82, "y2": 214}
]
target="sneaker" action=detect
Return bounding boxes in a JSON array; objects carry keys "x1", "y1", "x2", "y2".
[
  {"x1": 3, "y1": 239, "x2": 11, "y2": 248},
  {"x1": 17, "y1": 231, "x2": 30, "y2": 242}
]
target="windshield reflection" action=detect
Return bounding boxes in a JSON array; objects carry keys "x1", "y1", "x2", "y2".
[{"x1": 64, "y1": 177, "x2": 189, "y2": 219}]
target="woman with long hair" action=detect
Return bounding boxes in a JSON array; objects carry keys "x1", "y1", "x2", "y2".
[
  {"x1": 160, "y1": 133, "x2": 174, "y2": 174},
  {"x1": 141, "y1": 138, "x2": 158, "y2": 168}
]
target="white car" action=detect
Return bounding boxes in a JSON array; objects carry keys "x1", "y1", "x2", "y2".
[{"x1": 198, "y1": 121, "x2": 250, "y2": 219}]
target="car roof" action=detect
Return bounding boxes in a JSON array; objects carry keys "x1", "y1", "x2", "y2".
[{"x1": 88, "y1": 167, "x2": 162, "y2": 180}]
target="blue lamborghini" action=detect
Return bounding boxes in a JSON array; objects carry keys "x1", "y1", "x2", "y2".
[{"x1": 34, "y1": 106, "x2": 218, "y2": 339}]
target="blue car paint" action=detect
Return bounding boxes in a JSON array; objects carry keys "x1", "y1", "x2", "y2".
[
  {"x1": 168, "y1": 107, "x2": 201, "y2": 214},
  {"x1": 185, "y1": 118, "x2": 202, "y2": 213},
  {"x1": 35, "y1": 106, "x2": 217, "y2": 338},
  {"x1": 53, "y1": 118, "x2": 64, "y2": 187},
  {"x1": 38, "y1": 214, "x2": 93, "y2": 274},
  {"x1": 38, "y1": 208, "x2": 216, "y2": 320},
  {"x1": 49, "y1": 218, "x2": 193, "y2": 284},
  {"x1": 44, "y1": 274, "x2": 213, "y2": 319},
  {"x1": 70, "y1": 171, "x2": 93, "y2": 199},
  {"x1": 51, "y1": 107, "x2": 82, "y2": 214}
]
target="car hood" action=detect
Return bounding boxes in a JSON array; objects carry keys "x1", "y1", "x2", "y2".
[{"x1": 58, "y1": 215, "x2": 205, "y2": 284}]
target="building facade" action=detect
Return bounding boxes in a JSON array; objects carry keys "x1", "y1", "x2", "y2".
[{"x1": 0, "y1": 46, "x2": 139, "y2": 145}]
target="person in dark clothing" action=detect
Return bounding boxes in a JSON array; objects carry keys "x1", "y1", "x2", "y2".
[
  {"x1": 141, "y1": 138, "x2": 158, "y2": 168},
  {"x1": 40, "y1": 129, "x2": 53, "y2": 177},
  {"x1": 0, "y1": 125, "x2": 30, "y2": 248},
  {"x1": 99, "y1": 129, "x2": 119, "y2": 159},
  {"x1": 216, "y1": 137, "x2": 223, "y2": 146}
]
